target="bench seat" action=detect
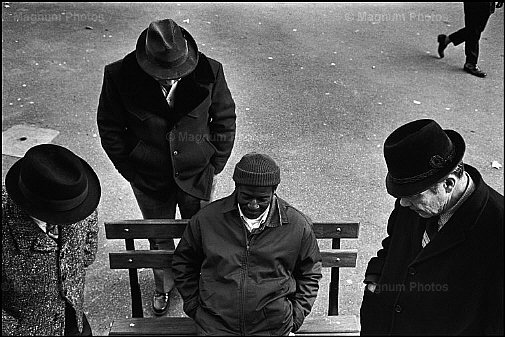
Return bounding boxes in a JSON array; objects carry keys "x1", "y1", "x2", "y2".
[{"x1": 109, "y1": 315, "x2": 360, "y2": 336}]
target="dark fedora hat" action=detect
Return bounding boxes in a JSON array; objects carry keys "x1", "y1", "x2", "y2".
[
  {"x1": 136, "y1": 18, "x2": 199, "y2": 80},
  {"x1": 384, "y1": 119, "x2": 465, "y2": 198},
  {"x1": 5, "y1": 144, "x2": 101, "y2": 224}
]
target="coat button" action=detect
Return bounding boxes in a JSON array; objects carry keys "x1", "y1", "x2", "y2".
[
  {"x1": 395, "y1": 305, "x2": 402, "y2": 313},
  {"x1": 175, "y1": 172, "x2": 179, "y2": 177},
  {"x1": 408, "y1": 267, "x2": 416, "y2": 276},
  {"x1": 173, "y1": 150, "x2": 178, "y2": 156}
]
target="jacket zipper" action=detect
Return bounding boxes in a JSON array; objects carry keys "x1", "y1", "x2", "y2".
[{"x1": 240, "y1": 231, "x2": 253, "y2": 335}]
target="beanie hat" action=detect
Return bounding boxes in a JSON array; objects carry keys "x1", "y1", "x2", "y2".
[{"x1": 233, "y1": 153, "x2": 281, "y2": 186}]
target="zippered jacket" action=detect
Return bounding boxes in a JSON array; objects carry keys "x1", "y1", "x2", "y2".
[{"x1": 173, "y1": 193, "x2": 322, "y2": 335}]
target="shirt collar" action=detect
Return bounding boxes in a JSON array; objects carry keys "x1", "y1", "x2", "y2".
[
  {"x1": 438, "y1": 171, "x2": 475, "y2": 227},
  {"x1": 238, "y1": 203, "x2": 270, "y2": 231}
]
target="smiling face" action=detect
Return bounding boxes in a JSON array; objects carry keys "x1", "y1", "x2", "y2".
[{"x1": 236, "y1": 185, "x2": 275, "y2": 219}]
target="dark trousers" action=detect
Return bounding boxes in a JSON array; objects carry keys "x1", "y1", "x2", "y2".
[
  {"x1": 131, "y1": 184, "x2": 201, "y2": 293},
  {"x1": 64, "y1": 302, "x2": 92, "y2": 336},
  {"x1": 449, "y1": 2, "x2": 494, "y2": 65}
]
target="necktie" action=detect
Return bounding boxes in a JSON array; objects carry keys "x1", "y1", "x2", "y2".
[
  {"x1": 425, "y1": 216, "x2": 440, "y2": 241},
  {"x1": 46, "y1": 223, "x2": 59, "y2": 241}
]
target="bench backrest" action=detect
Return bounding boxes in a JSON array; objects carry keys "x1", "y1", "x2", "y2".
[{"x1": 105, "y1": 219, "x2": 359, "y2": 318}]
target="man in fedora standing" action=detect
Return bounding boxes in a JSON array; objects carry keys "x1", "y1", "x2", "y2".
[
  {"x1": 2, "y1": 144, "x2": 101, "y2": 335},
  {"x1": 360, "y1": 119, "x2": 504, "y2": 335},
  {"x1": 97, "y1": 18, "x2": 236, "y2": 315}
]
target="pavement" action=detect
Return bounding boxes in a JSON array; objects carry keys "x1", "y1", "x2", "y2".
[{"x1": 2, "y1": 2, "x2": 503, "y2": 335}]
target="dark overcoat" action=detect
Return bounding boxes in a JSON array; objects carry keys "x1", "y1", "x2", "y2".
[
  {"x1": 360, "y1": 165, "x2": 504, "y2": 335},
  {"x1": 97, "y1": 51, "x2": 236, "y2": 200}
]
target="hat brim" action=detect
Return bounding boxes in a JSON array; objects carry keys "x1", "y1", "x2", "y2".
[
  {"x1": 5, "y1": 155, "x2": 101, "y2": 225},
  {"x1": 385, "y1": 129, "x2": 465, "y2": 198},
  {"x1": 135, "y1": 27, "x2": 199, "y2": 80}
]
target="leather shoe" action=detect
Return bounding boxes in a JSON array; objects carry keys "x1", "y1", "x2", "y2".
[
  {"x1": 463, "y1": 63, "x2": 487, "y2": 78},
  {"x1": 152, "y1": 291, "x2": 170, "y2": 316},
  {"x1": 437, "y1": 34, "x2": 447, "y2": 58}
]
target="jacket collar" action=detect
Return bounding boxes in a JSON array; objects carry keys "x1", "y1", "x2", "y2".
[{"x1": 410, "y1": 164, "x2": 490, "y2": 265}]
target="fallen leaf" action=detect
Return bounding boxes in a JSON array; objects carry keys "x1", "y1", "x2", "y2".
[
  {"x1": 491, "y1": 161, "x2": 502, "y2": 169},
  {"x1": 413, "y1": 100, "x2": 421, "y2": 105}
]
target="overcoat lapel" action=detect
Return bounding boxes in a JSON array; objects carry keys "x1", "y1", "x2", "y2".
[
  {"x1": 117, "y1": 51, "x2": 216, "y2": 121},
  {"x1": 11, "y1": 217, "x2": 58, "y2": 252},
  {"x1": 410, "y1": 171, "x2": 489, "y2": 266}
]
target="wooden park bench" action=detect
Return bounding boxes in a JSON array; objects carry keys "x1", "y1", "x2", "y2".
[{"x1": 105, "y1": 219, "x2": 360, "y2": 336}]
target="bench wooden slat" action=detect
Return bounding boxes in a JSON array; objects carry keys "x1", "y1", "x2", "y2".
[
  {"x1": 105, "y1": 221, "x2": 359, "y2": 239},
  {"x1": 109, "y1": 315, "x2": 359, "y2": 336},
  {"x1": 109, "y1": 249, "x2": 357, "y2": 269},
  {"x1": 109, "y1": 317, "x2": 195, "y2": 335}
]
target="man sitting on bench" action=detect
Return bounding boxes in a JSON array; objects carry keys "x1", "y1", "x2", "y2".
[{"x1": 173, "y1": 152, "x2": 322, "y2": 336}]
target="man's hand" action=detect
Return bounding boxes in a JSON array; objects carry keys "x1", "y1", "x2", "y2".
[{"x1": 366, "y1": 283, "x2": 377, "y2": 293}]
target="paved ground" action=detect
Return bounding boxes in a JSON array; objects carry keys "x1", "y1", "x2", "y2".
[{"x1": 2, "y1": 2, "x2": 503, "y2": 335}]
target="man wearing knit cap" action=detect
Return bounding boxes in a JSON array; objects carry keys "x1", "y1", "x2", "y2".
[{"x1": 173, "y1": 153, "x2": 322, "y2": 336}]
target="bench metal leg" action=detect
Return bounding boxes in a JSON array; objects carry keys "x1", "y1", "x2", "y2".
[{"x1": 126, "y1": 238, "x2": 143, "y2": 318}]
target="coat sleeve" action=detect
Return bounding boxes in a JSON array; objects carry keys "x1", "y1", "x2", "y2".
[
  {"x1": 364, "y1": 199, "x2": 400, "y2": 281},
  {"x1": 172, "y1": 216, "x2": 204, "y2": 319},
  {"x1": 291, "y1": 219, "x2": 323, "y2": 332},
  {"x1": 83, "y1": 210, "x2": 99, "y2": 267},
  {"x1": 208, "y1": 63, "x2": 236, "y2": 174},
  {"x1": 97, "y1": 65, "x2": 136, "y2": 181},
  {"x1": 484, "y1": 207, "x2": 504, "y2": 335}
]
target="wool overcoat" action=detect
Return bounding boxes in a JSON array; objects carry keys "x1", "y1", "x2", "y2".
[
  {"x1": 360, "y1": 165, "x2": 504, "y2": 335},
  {"x1": 2, "y1": 187, "x2": 99, "y2": 336},
  {"x1": 97, "y1": 51, "x2": 236, "y2": 200}
]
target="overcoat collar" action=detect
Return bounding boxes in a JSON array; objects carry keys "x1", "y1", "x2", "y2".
[
  {"x1": 118, "y1": 51, "x2": 215, "y2": 120},
  {"x1": 10, "y1": 208, "x2": 76, "y2": 253},
  {"x1": 409, "y1": 165, "x2": 489, "y2": 265}
]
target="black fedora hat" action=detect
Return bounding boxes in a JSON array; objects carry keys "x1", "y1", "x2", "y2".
[
  {"x1": 136, "y1": 18, "x2": 199, "y2": 80},
  {"x1": 384, "y1": 119, "x2": 465, "y2": 198},
  {"x1": 5, "y1": 144, "x2": 101, "y2": 224}
]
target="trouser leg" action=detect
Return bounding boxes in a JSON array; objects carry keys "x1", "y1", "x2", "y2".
[
  {"x1": 463, "y1": 3, "x2": 491, "y2": 65},
  {"x1": 131, "y1": 185, "x2": 177, "y2": 293}
]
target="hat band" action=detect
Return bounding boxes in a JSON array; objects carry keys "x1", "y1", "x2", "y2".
[
  {"x1": 18, "y1": 177, "x2": 89, "y2": 211},
  {"x1": 389, "y1": 147, "x2": 456, "y2": 185},
  {"x1": 146, "y1": 40, "x2": 189, "y2": 68}
]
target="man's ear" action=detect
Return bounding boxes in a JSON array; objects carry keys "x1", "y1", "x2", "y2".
[{"x1": 443, "y1": 176, "x2": 457, "y2": 193}]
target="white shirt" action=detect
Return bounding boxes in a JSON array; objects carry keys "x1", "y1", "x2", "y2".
[
  {"x1": 30, "y1": 216, "x2": 59, "y2": 240},
  {"x1": 238, "y1": 204, "x2": 271, "y2": 232},
  {"x1": 160, "y1": 81, "x2": 178, "y2": 108}
]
